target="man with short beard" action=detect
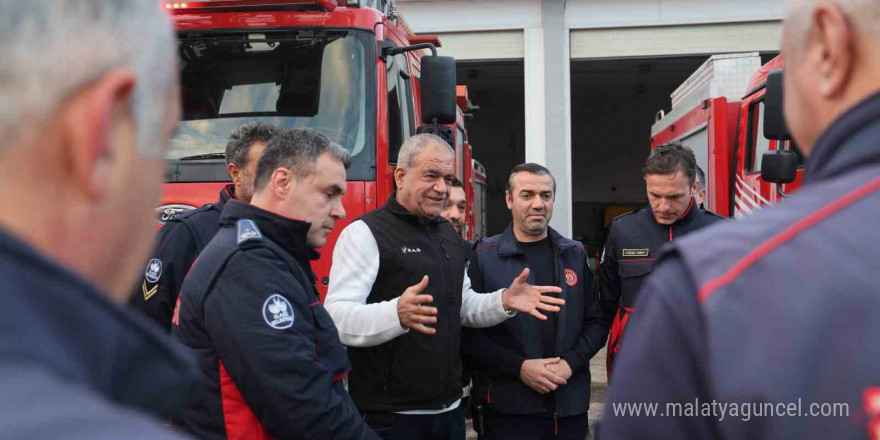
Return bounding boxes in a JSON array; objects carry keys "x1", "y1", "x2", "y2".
[
  {"x1": 131, "y1": 122, "x2": 278, "y2": 330},
  {"x1": 441, "y1": 177, "x2": 468, "y2": 238},
  {"x1": 462, "y1": 163, "x2": 610, "y2": 440}
]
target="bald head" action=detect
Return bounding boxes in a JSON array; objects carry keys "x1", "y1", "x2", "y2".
[{"x1": 782, "y1": 0, "x2": 880, "y2": 155}]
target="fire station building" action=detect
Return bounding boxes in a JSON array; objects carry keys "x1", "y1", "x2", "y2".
[{"x1": 397, "y1": 0, "x2": 782, "y2": 255}]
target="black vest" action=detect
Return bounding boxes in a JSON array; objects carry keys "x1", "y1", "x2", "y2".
[{"x1": 347, "y1": 193, "x2": 466, "y2": 412}]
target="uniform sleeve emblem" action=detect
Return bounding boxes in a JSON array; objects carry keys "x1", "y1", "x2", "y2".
[
  {"x1": 564, "y1": 268, "x2": 578, "y2": 287},
  {"x1": 263, "y1": 294, "x2": 294, "y2": 330}
]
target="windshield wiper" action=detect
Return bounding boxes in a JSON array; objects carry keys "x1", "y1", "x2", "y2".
[{"x1": 178, "y1": 152, "x2": 225, "y2": 161}]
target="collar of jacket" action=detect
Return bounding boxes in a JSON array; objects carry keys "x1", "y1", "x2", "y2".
[
  {"x1": 220, "y1": 200, "x2": 320, "y2": 264},
  {"x1": 217, "y1": 184, "x2": 235, "y2": 210},
  {"x1": 497, "y1": 224, "x2": 577, "y2": 257},
  {"x1": 805, "y1": 90, "x2": 880, "y2": 184},
  {"x1": 0, "y1": 227, "x2": 198, "y2": 419},
  {"x1": 383, "y1": 191, "x2": 448, "y2": 227},
  {"x1": 645, "y1": 197, "x2": 697, "y2": 226}
]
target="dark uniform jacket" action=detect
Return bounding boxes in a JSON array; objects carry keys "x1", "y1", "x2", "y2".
[
  {"x1": 600, "y1": 92, "x2": 880, "y2": 440},
  {"x1": 172, "y1": 201, "x2": 378, "y2": 440},
  {"x1": 0, "y1": 228, "x2": 197, "y2": 439},
  {"x1": 130, "y1": 185, "x2": 233, "y2": 330},
  {"x1": 600, "y1": 199, "x2": 724, "y2": 376},
  {"x1": 462, "y1": 226, "x2": 611, "y2": 417},
  {"x1": 348, "y1": 193, "x2": 468, "y2": 413}
]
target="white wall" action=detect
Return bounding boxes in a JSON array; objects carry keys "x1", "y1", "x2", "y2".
[
  {"x1": 565, "y1": 0, "x2": 784, "y2": 29},
  {"x1": 396, "y1": 0, "x2": 542, "y2": 33}
]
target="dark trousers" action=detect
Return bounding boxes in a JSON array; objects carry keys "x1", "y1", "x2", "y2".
[
  {"x1": 483, "y1": 410, "x2": 589, "y2": 440},
  {"x1": 362, "y1": 406, "x2": 466, "y2": 440}
]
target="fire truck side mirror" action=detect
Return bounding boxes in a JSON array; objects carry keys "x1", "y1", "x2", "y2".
[
  {"x1": 763, "y1": 69, "x2": 791, "y2": 142},
  {"x1": 761, "y1": 150, "x2": 798, "y2": 185},
  {"x1": 420, "y1": 56, "x2": 457, "y2": 125}
]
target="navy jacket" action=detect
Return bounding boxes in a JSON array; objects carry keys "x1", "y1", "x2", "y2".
[
  {"x1": 130, "y1": 185, "x2": 233, "y2": 330},
  {"x1": 172, "y1": 201, "x2": 378, "y2": 440},
  {"x1": 0, "y1": 228, "x2": 198, "y2": 438},
  {"x1": 462, "y1": 226, "x2": 611, "y2": 417},
  {"x1": 600, "y1": 92, "x2": 880, "y2": 439}
]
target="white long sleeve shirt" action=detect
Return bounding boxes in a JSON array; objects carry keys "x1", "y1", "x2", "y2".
[{"x1": 324, "y1": 220, "x2": 512, "y2": 349}]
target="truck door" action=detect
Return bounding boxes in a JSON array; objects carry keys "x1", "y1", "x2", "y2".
[{"x1": 736, "y1": 95, "x2": 805, "y2": 217}]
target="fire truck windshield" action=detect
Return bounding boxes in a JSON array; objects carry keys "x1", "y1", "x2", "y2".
[{"x1": 166, "y1": 29, "x2": 375, "y2": 182}]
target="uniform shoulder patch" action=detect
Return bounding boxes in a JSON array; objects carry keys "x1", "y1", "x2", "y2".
[
  {"x1": 141, "y1": 258, "x2": 163, "y2": 302},
  {"x1": 236, "y1": 219, "x2": 262, "y2": 244},
  {"x1": 263, "y1": 294, "x2": 294, "y2": 330},
  {"x1": 145, "y1": 259, "x2": 163, "y2": 283}
]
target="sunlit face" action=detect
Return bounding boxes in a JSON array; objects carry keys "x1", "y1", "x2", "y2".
[
  {"x1": 506, "y1": 172, "x2": 554, "y2": 239},
  {"x1": 645, "y1": 171, "x2": 696, "y2": 225},
  {"x1": 231, "y1": 140, "x2": 267, "y2": 202},
  {"x1": 441, "y1": 185, "x2": 467, "y2": 235},
  {"x1": 280, "y1": 152, "x2": 347, "y2": 248},
  {"x1": 395, "y1": 146, "x2": 455, "y2": 219}
]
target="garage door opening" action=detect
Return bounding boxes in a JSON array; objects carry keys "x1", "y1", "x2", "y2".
[
  {"x1": 569, "y1": 53, "x2": 776, "y2": 260},
  {"x1": 456, "y1": 60, "x2": 525, "y2": 237}
]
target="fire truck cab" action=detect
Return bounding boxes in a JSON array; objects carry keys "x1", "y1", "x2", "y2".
[{"x1": 159, "y1": 0, "x2": 481, "y2": 297}]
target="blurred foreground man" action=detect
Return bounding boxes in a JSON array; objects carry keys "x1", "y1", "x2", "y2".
[
  {"x1": 601, "y1": 0, "x2": 880, "y2": 438},
  {"x1": 325, "y1": 134, "x2": 564, "y2": 440},
  {"x1": 601, "y1": 144, "x2": 724, "y2": 378},
  {"x1": 0, "y1": 1, "x2": 196, "y2": 438},
  {"x1": 463, "y1": 164, "x2": 610, "y2": 440},
  {"x1": 172, "y1": 129, "x2": 380, "y2": 440},
  {"x1": 131, "y1": 122, "x2": 278, "y2": 330}
]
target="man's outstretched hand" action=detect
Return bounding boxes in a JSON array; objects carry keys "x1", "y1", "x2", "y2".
[
  {"x1": 501, "y1": 268, "x2": 564, "y2": 320},
  {"x1": 397, "y1": 275, "x2": 438, "y2": 335}
]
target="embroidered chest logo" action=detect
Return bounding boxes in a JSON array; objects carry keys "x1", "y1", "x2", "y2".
[
  {"x1": 564, "y1": 268, "x2": 578, "y2": 287},
  {"x1": 401, "y1": 246, "x2": 422, "y2": 254},
  {"x1": 263, "y1": 294, "x2": 294, "y2": 330},
  {"x1": 622, "y1": 249, "x2": 650, "y2": 258}
]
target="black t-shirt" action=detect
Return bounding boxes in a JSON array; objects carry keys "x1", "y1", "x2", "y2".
[{"x1": 517, "y1": 236, "x2": 558, "y2": 413}]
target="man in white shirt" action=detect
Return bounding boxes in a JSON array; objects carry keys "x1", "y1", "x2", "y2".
[{"x1": 325, "y1": 134, "x2": 564, "y2": 440}]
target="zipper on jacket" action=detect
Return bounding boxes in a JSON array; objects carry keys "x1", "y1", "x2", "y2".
[
  {"x1": 552, "y1": 246, "x2": 561, "y2": 411},
  {"x1": 428, "y1": 225, "x2": 453, "y2": 407},
  {"x1": 669, "y1": 226, "x2": 673, "y2": 242}
]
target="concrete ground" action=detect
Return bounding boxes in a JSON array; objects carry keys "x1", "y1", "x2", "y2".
[{"x1": 466, "y1": 346, "x2": 609, "y2": 440}]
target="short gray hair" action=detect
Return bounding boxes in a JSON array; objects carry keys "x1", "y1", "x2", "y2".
[
  {"x1": 396, "y1": 134, "x2": 454, "y2": 169},
  {"x1": 0, "y1": 0, "x2": 177, "y2": 157},
  {"x1": 226, "y1": 122, "x2": 280, "y2": 168},
  {"x1": 255, "y1": 128, "x2": 351, "y2": 190}
]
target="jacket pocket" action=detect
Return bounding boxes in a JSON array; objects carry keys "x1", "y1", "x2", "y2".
[{"x1": 617, "y1": 260, "x2": 654, "y2": 307}]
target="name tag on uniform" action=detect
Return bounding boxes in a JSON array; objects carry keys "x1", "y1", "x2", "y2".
[{"x1": 622, "y1": 249, "x2": 650, "y2": 257}]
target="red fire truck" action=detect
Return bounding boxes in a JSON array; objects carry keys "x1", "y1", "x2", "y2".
[
  {"x1": 651, "y1": 53, "x2": 802, "y2": 218},
  {"x1": 158, "y1": 0, "x2": 485, "y2": 298}
]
